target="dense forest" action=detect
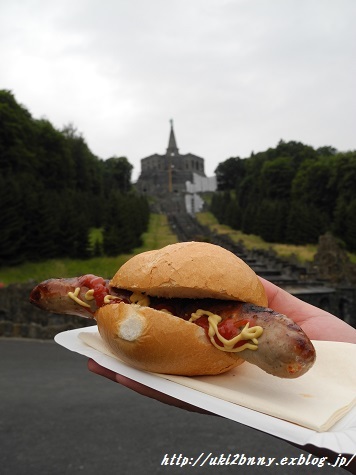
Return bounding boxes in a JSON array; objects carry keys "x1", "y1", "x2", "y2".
[
  {"x1": 0, "y1": 90, "x2": 149, "y2": 266},
  {"x1": 212, "y1": 141, "x2": 356, "y2": 252},
  {"x1": 3, "y1": 89, "x2": 356, "y2": 267}
]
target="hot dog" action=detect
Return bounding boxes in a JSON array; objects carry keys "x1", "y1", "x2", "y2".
[{"x1": 30, "y1": 241, "x2": 316, "y2": 378}]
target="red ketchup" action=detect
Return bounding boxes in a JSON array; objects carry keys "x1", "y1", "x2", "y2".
[
  {"x1": 194, "y1": 316, "x2": 248, "y2": 349},
  {"x1": 78, "y1": 274, "x2": 111, "y2": 307}
]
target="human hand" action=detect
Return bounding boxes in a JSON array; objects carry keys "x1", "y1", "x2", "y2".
[
  {"x1": 260, "y1": 277, "x2": 356, "y2": 344},
  {"x1": 87, "y1": 358, "x2": 209, "y2": 414}
]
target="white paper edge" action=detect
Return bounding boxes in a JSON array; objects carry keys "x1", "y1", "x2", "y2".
[{"x1": 55, "y1": 326, "x2": 356, "y2": 454}]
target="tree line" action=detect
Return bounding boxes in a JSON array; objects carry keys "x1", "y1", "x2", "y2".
[
  {"x1": 212, "y1": 140, "x2": 356, "y2": 252},
  {"x1": 0, "y1": 90, "x2": 149, "y2": 266}
]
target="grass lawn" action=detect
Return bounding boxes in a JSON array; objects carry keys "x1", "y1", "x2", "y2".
[{"x1": 196, "y1": 212, "x2": 318, "y2": 262}]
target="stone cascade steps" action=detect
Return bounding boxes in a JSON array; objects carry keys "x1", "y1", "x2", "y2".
[{"x1": 166, "y1": 212, "x2": 307, "y2": 287}]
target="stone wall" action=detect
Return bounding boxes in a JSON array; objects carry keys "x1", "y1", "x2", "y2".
[{"x1": 0, "y1": 282, "x2": 95, "y2": 339}]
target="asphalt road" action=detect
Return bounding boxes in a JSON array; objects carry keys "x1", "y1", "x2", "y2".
[{"x1": 0, "y1": 338, "x2": 350, "y2": 475}]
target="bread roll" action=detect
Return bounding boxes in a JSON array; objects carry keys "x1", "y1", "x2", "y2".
[
  {"x1": 96, "y1": 302, "x2": 243, "y2": 375},
  {"x1": 94, "y1": 242, "x2": 268, "y2": 375},
  {"x1": 110, "y1": 241, "x2": 267, "y2": 306}
]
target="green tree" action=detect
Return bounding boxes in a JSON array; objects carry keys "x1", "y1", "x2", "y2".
[
  {"x1": 215, "y1": 156, "x2": 245, "y2": 191},
  {"x1": 225, "y1": 200, "x2": 242, "y2": 230},
  {"x1": 260, "y1": 157, "x2": 295, "y2": 200},
  {"x1": 22, "y1": 186, "x2": 59, "y2": 260},
  {"x1": 0, "y1": 90, "x2": 38, "y2": 176},
  {"x1": 0, "y1": 90, "x2": 149, "y2": 265},
  {"x1": 103, "y1": 156, "x2": 133, "y2": 193},
  {"x1": 291, "y1": 158, "x2": 335, "y2": 218},
  {"x1": 0, "y1": 176, "x2": 24, "y2": 265},
  {"x1": 209, "y1": 140, "x2": 356, "y2": 248},
  {"x1": 343, "y1": 199, "x2": 356, "y2": 251},
  {"x1": 286, "y1": 202, "x2": 328, "y2": 245}
]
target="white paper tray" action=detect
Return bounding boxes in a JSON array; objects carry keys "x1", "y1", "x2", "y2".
[{"x1": 55, "y1": 326, "x2": 356, "y2": 454}]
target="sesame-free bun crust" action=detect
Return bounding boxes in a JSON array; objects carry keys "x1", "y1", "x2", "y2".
[
  {"x1": 111, "y1": 241, "x2": 267, "y2": 306},
  {"x1": 96, "y1": 302, "x2": 243, "y2": 376},
  {"x1": 101, "y1": 242, "x2": 266, "y2": 375}
]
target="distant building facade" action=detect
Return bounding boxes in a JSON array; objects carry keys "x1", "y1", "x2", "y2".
[
  {"x1": 185, "y1": 173, "x2": 217, "y2": 214},
  {"x1": 136, "y1": 121, "x2": 207, "y2": 195}
]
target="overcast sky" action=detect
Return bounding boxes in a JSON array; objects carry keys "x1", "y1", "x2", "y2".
[{"x1": 1, "y1": 0, "x2": 355, "y2": 180}]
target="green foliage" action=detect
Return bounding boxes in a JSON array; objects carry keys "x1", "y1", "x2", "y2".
[
  {"x1": 260, "y1": 157, "x2": 294, "y2": 200},
  {"x1": 103, "y1": 156, "x2": 133, "y2": 193},
  {"x1": 0, "y1": 176, "x2": 25, "y2": 265},
  {"x1": 212, "y1": 141, "x2": 356, "y2": 251},
  {"x1": 342, "y1": 199, "x2": 356, "y2": 251},
  {"x1": 0, "y1": 214, "x2": 177, "y2": 285},
  {"x1": 0, "y1": 90, "x2": 149, "y2": 266},
  {"x1": 215, "y1": 157, "x2": 246, "y2": 190}
]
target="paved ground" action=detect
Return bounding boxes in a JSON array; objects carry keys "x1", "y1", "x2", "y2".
[{"x1": 0, "y1": 339, "x2": 349, "y2": 475}]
